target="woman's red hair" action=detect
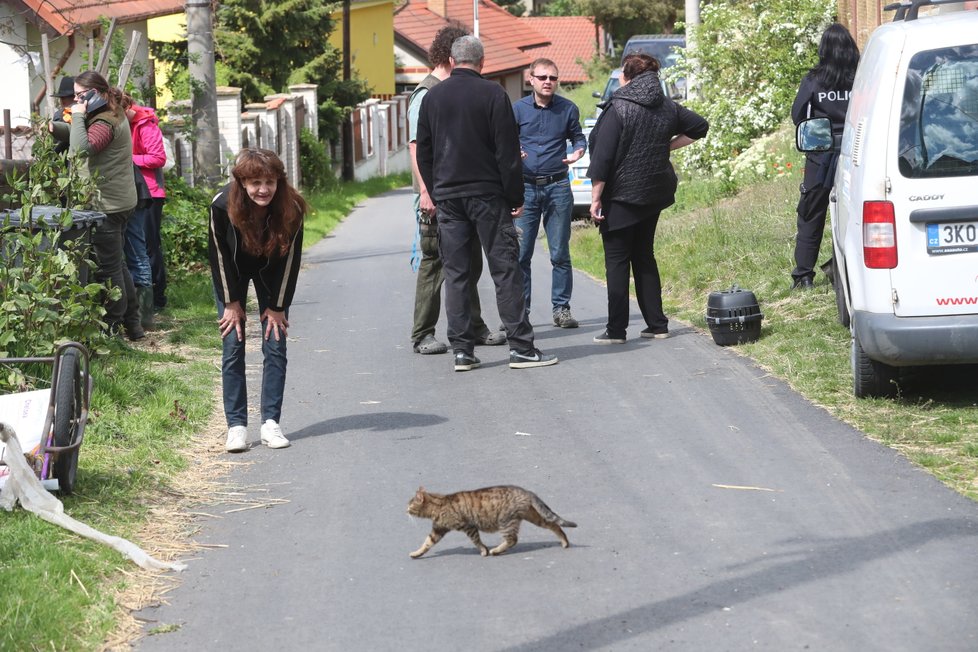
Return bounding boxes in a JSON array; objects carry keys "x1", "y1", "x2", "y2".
[{"x1": 227, "y1": 148, "x2": 307, "y2": 257}]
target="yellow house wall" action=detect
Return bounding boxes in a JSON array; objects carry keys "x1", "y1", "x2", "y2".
[
  {"x1": 329, "y1": 1, "x2": 395, "y2": 96},
  {"x1": 148, "y1": 14, "x2": 186, "y2": 108}
]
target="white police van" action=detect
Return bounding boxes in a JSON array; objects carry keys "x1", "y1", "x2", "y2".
[{"x1": 797, "y1": 0, "x2": 978, "y2": 398}]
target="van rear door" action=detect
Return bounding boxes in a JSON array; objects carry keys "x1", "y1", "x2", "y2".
[{"x1": 888, "y1": 42, "x2": 978, "y2": 318}]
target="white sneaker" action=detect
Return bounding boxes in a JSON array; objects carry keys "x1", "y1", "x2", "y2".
[
  {"x1": 260, "y1": 419, "x2": 290, "y2": 449},
  {"x1": 225, "y1": 425, "x2": 248, "y2": 453}
]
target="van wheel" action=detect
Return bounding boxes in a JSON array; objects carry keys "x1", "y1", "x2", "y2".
[
  {"x1": 833, "y1": 261, "x2": 851, "y2": 328},
  {"x1": 851, "y1": 335, "x2": 898, "y2": 398}
]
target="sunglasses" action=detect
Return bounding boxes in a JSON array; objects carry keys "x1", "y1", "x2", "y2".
[{"x1": 532, "y1": 74, "x2": 558, "y2": 82}]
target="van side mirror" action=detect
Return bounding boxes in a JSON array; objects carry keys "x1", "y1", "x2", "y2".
[
  {"x1": 592, "y1": 91, "x2": 602, "y2": 99},
  {"x1": 796, "y1": 117, "x2": 833, "y2": 152}
]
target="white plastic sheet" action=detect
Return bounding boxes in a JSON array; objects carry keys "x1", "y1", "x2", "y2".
[{"x1": 0, "y1": 423, "x2": 186, "y2": 572}]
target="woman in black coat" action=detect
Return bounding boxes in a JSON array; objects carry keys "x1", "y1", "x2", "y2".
[{"x1": 587, "y1": 54, "x2": 708, "y2": 343}]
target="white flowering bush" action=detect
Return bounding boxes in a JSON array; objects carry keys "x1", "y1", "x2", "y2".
[{"x1": 669, "y1": 0, "x2": 835, "y2": 178}]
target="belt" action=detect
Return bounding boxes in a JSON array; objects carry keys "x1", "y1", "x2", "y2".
[{"x1": 523, "y1": 173, "x2": 565, "y2": 186}]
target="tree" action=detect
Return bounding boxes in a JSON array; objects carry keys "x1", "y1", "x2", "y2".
[
  {"x1": 577, "y1": 0, "x2": 683, "y2": 50},
  {"x1": 538, "y1": 0, "x2": 581, "y2": 17},
  {"x1": 496, "y1": 0, "x2": 527, "y2": 16},
  {"x1": 671, "y1": 0, "x2": 835, "y2": 176},
  {"x1": 214, "y1": 0, "x2": 368, "y2": 140}
]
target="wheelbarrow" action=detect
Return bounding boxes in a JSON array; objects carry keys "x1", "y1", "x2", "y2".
[{"x1": 0, "y1": 342, "x2": 91, "y2": 495}]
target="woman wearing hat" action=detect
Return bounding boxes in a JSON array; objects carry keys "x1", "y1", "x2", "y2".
[{"x1": 50, "y1": 77, "x2": 74, "y2": 155}]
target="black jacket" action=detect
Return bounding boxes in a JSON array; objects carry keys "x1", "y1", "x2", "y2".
[
  {"x1": 208, "y1": 184, "x2": 303, "y2": 312},
  {"x1": 416, "y1": 67, "x2": 524, "y2": 208},
  {"x1": 588, "y1": 71, "x2": 708, "y2": 207},
  {"x1": 792, "y1": 73, "x2": 852, "y2": 188}
]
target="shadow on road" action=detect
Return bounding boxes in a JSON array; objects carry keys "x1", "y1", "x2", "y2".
[
  {"x1": 409, "y1": 539, "x2": 579, "y2": 560},
  {"x1": 500, "y1": 517, "x2": 978, "y2": 651},
  {"x1": 287, "y1": 411, "x2": 448, "y2": 441}
]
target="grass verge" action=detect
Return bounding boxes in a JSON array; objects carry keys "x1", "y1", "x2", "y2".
[{"x1": 0, "y1": 172, "x2": 412, "y2": 651}]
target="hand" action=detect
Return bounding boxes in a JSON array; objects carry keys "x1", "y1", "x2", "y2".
[
  {"x1": 562, "y1": 148, "x2": 585, "y2": 165},
  {"x1": 511, "y1": 206, "x2": 524, "y2": 219},
  {"x1": 262, "y1": 308, "x2": 289, "y2": 341},
  {"x1": 71, "y1": 101, "x2": 87, "y2": 115},
  {"x1": 590, "y1": 199, "x2": 604, "y2": 222},
  {"x1": 419, "y1": 190, "x2": 435, "y2": 216},
  {"x1": 218, "y1": 301, "x2": 246, "y2": 341}
]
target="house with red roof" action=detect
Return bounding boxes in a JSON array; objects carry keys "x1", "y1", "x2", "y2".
[
  {"x1": 1, "y1": 0, "x2": 184, "y2": 127},
  {"x1": 394, "y1": 0, "x2": 603, "y2": 101}
]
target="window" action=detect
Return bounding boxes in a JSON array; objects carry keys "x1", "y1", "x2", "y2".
[{"x1": 898, "y1": 44, "x2": 978, "y2": 178}]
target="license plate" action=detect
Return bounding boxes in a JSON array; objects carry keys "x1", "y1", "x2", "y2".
[{"x1": 927, "y1": 221, "x2": 978, "y2": 255}]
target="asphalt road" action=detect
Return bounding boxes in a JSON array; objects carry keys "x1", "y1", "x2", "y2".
[{"x1": 137, "y1": 188, "x2": 978, "y2": 651}]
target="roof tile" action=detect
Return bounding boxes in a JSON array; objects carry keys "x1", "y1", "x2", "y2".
[
  {"x1": 520, "y1": 16, "x2": 603, "y2": 84},
  {"x1": 20, "y1": 0, "x2": 185, "y2": 36}
]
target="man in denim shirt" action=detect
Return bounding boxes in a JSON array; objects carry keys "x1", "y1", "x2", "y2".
[{"x1": 513, "y1": 58, "x2": 587, "y2": 328}]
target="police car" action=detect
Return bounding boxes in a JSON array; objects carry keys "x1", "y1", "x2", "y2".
[{"x1": 568, "y1": 118, "x2": 597, "y2": 218}]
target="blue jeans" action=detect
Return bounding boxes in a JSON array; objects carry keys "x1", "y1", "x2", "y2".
[
  {"x1": 216, "y1": 283, "x2": 288, "y2": 428},
  {"x1": 124, "y1": 204, "x2": 153, "y2": 287},
  {"x1": 515, "y1": 179, "x2": 574, "y2": 314}
]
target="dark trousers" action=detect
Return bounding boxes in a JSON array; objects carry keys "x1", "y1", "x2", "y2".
[
  {"x1": 145, "y1": 197, "x2": 168, "y2": 308},
  {"x1": 437, "y1": 195, "x2": 534, "y2": 355},
  {"x1": 792, "y1": 184, "x2": 831, "y2": 281},
  {"x1": 601, "y1": 214, "x2": 667, "y2": 338},
  {"x1": 411, "y1": 196, "x2": 492, "y2": 344},
  {"x1": 91, "y1": 208, "x2": 141, "y2": 332}
]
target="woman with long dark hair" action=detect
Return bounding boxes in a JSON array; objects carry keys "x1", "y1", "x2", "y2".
[
  {"x1": 790, "y1": 23, "x2": 860, "y2": 290},
  {"x1": 587, "y1": 53, "x2": 708, "y2": 343},
  {"x1": 208, "y1": 148, "x2": 306, "y2": 452},
  {"x1": 52, "y1": 70, "x2": 144, "y2": 339}
]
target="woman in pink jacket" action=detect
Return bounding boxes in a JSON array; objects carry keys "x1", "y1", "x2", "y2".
[{"x1": 123, "y1": 96, "x2": 168, "y2": 328}]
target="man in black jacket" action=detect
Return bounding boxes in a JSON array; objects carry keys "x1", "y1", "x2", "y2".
[{"x1": 416, "y1": 35, "x2": 558, "y2": 372}]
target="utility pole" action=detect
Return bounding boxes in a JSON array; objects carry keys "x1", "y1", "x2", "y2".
[
  {"x1": 186, "y1": 0, "x2": 222, "y2": 186},
  {"x1": 684, "y1": 0, "x2": 700, "y2": 99},
  {"x1": 341, "y1": 0, "x2": 354, "y2": 181}
]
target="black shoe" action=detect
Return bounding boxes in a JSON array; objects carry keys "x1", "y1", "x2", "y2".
[
  {"x1": 791, "y1": 276, "x2": 815, "y2": 290},
  {"x1": 593, "y1": 330, "x2": 626, "y2": 344},
  {"x1": 640, "y1": 328, "x2": 669, "y2": 339},
  {"x1": 454, "y1": 352, "x2": 481, "y2": 372},
  {"x1": 509, "y1": 348, "x2": 558, "y2": 369}
]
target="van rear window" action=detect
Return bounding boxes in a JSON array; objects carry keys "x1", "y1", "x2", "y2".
[{"x1": 898, "y1": 44, "x2": 978, "y2": 178}]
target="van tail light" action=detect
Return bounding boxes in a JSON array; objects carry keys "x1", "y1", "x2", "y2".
[{"x1": 863, "y1": 201, "x2": 897, "y2": 269}]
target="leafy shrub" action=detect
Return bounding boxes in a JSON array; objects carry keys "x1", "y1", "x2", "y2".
[
  {"x1": 299, "y1": 128, "x2": 336, "y2": 192},
  {"x1": 671, "y1": 0, "x2": 834, "y2": 178},
  {"x1": 0, "y1": 122, "x2": 107, "y2": 390},
  {"x1": 160, "y1": 174, "x2": 213, "y2": 277}
]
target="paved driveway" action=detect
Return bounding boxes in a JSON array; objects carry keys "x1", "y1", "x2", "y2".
[{"x1": 138, "y1": 188, "x2": 978, "y2": 651}]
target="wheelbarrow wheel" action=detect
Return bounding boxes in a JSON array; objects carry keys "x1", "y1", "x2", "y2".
[{"x1": 52, "y1": 347, "x2": 82, "y2": 494}]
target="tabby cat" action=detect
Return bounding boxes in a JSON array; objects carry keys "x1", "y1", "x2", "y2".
[{"x1": 406, "y1": 485, "x2": 577, "y2": 558}]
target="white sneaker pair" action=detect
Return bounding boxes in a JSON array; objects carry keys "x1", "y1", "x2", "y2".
[{"x1": 224, "y1": 420, "x2": 290, "y2": 452}]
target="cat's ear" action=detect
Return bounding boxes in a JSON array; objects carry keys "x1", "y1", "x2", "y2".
[{"x1": 416, "y1": 486, "x2": 426, "y2": 499}]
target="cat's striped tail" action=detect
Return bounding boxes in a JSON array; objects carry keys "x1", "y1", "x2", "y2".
[{"x1": 532, "y1": 495, "x2": 577, "y2": 528}]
